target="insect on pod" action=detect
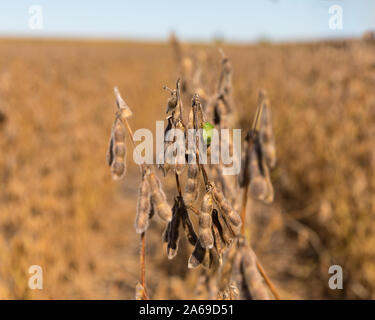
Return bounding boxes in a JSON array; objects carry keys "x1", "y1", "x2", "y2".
[
  {"x1": 135, "y1": 171, "x2": 152, "y2": 234},
  {"x1": 107, "y1": 118, "x2": 127, "y2": 180},
  {"x1": 147, "y1": 172, "x2": 172, "y2": 222},
  {"x1": 198, "y1": 192, "x2": 214, "y2": 249},
  {"x1": 184, "y1": 163, "x2": 200, "y2": 206}
]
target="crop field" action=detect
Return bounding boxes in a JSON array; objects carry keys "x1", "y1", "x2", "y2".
[{"x1": 0, "y1": 37, "x2": 374, "y2": 299}]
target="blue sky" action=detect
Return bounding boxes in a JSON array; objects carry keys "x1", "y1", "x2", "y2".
[{"x1": 0, "y1": 0, "x2": 374, "y2": 42}]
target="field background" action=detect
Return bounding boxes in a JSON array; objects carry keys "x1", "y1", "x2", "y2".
[{"x1": 0, "y1": 37, "x2": 374, "y2": 299}]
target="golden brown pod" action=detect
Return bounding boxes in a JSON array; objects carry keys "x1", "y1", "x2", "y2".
[
  {"x1": 260, "y1": 98, "x2": 276, "y2": 168},
  {"x1": 198, "y1": 193, "x2": 214, "y2": 249},
  {"x1": 114, "y1": 87, "x2": 133, "y2": 119},
  {"x1": 241, "y1": 246, "x2": 270, "y2": 300},
  {"x1": 248, "y1": 143, "x2": 268, "y2": 201},
  {"x1": 135, "y1": 173, "x2": 152, "y2": 234},
  {"x1": 262, "y1": 158, "x2": 275, "y2": 204},
  {"x1": 184, "y1": 163, "x2": 199, "y2": 206},
  {"x1": 107, "y1": 118, "x2": 127, "y2": 180},
  {"x1": 147, "y1": 172, "x2": 172, "y2": 222}
]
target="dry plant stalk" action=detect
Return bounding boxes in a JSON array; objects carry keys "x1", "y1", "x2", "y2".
[{"x1": 106, "y1": 39, "x2": 280, "y2": 300}]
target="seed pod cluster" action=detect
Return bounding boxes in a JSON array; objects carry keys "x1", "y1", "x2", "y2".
[
  {"x1": 135, "y1": 172, "x2": 152, "y2": 234},
  {"x1": 147, "y1": 172, "x2": 172, "y2": 222},
  {"x1": 188, "y1": 187, "x2": 238, "y2": 271},
  {"x1": 107, "y1": 118, "x2": 127, "y2": 180}
]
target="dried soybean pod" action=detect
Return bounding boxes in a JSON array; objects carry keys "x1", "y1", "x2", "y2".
[
  {"x1": 187, "y1": 106, "x2": 194, "y2": 130},
  {"x1": 212, "y1": 184, "x2": 242, "y2": 228},
  {"x1": 159, "y1": 115, "x2": 174, "y2": 176},
  {"x1": 213, "y1": 209, "x2": 234, "y2": 246},
  {"x1": 184, "y1": 163, "x2": 199, "y2": 206},
  {"x1": 249, "y1": 139, "x2": 268, "y2": 201},
  {"x1": 114, "y1": 86, "x2": 133, "y2": 119},
  {"x1": 218, "y1": 242, "x2": 237, "y2": 291},
  {"x1": 229, "y1": 282, "x2": 240, "y2": 300},
  {"x1": 211, "y1": 209, "x2": 225, "y2": 255},
  {"x1": 135, "y1": 173, "x2": 152, "y2": 234},
  {"x1": 209, "y1": 245, "x2": 222, "y2": 270},
  {"x1": 233, "y1": 245, "x2": 251, "y2": 300},
  {"x1": 198, "y1": 192, "x2": 214, "y2": 249},
  {"x1": 135, "y1": 282, "x2": 147, "y2": 300},
  {"x1": 107, "y1": 119, "x2": 127, "y2": 180},
  {"x1": 167, "y1": 199, "x2": 181, "y2": 259},
  {"x1": 180, "y1": 200, "x2": 198, "y2": 246},
  {"x1": 262, "y1": 158, "x2": 275, "y2": 204},
  {"x1": 238, "y1": 138, "x2": 250, "y2": 188},
  {"x1": 162, "y1": 222, "x2": 171, "y2": 243},
  {"x1": 260, "y1": 98, "x2": 276, "y2": 168},
  {"x1": 147, "y1": 172, "x2": 172, "y2": 222},
  {"x1": 241, "y1": 246, "x2": 270, "y2": 300},
  {"x1": 166, "y1": 90, "x2": 178, "y2": 114},
  {"x1": 188, "y1": 240, "x2": 207, "y2": 269}
]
